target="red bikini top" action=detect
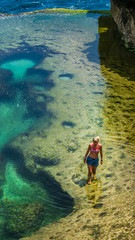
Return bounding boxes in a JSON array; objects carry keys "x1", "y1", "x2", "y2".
[{"x1": 90, "y1": 143, "x2": 100, "y2": 153}]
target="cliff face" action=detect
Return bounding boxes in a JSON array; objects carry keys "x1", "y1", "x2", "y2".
[{"x1": 111, "y1": 0, "x2": 135, "y2": 48}]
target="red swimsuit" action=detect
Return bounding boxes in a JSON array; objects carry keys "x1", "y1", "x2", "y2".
[{"x1": 90, "y1": 143, "x2": 100, "y2": 153}]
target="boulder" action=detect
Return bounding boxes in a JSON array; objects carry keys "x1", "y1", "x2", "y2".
[{"x1": 111, "y1": 0, "x2": 135, "y2": 48}]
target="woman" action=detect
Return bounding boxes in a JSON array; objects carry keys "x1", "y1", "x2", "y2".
[{"x1": 84, "y1": 136, "x2": 103, "y2": 185}]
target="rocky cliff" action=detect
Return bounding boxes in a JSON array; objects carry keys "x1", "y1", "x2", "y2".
[{"x1": 111, "y1": 0, "x2": 135, "y2": 48}]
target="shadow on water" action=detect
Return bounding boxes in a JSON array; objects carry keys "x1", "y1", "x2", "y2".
[
  {"x1": 98, "y1": 15, "x2": 135, "y2": 81},
  {"x1": 98, "y1": 15, "x2": 135, "y2": 143},
  {"x1": 0, "y1": 42, "x2": 56, "y2": 67},
  {"x1": 85, "y1": 179, "x2": 102, "y2": 208},
  {"x1": 83, "y1": 33, "x2": 100, "y2": 65},
  {"x1": 1, "y1": 145, "x2": 74, "y2": 239}
]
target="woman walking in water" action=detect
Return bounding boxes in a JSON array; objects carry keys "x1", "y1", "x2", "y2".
[{"x1": 84, "y1": 136, "x2": 103, "y2": 185}]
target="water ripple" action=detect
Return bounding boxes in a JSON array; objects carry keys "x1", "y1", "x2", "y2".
[{"x1": 0, "y1": 0, "x2": 110, "y2": 14}]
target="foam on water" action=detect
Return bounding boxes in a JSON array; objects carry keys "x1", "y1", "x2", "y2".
[{"x1": 0, "y1": 0, "x2": 111, "y2": 14}]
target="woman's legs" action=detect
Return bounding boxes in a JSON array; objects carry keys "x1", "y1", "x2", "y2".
[
  {"x1": 87, "y1": 164, "x2": 93, "y2": 184},
  {"x1": 92, "y1": 166, "x2": 97, "y2": 180}
]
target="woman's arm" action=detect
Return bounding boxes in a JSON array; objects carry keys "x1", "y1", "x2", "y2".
[
  {"x1": 84, "y1": 144, "x2": 91, "y2": 163},
  {"x1": 100, "y1": 145, "x2": 103, "y2": 164}
]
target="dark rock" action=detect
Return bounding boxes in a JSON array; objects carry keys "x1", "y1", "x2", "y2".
[
  {"x1": 105, "y1": 174, "x2": 113, "y2": 178},
  {"x1": 34, "y1": 156, "x2": 60, "y2": 166},
  {"x1": 23, "y1": 84, "x2": 54, "y2": 118},
  {"x1": 62, "y1": 121, "x2": 76, "y2": 128},
  {"x1": 59, "y1": 73, "x2": 74, "y2": 80},
  {"x1": 91, "y1": 224, "x2": 100, "y2": 237},
  {"x1": 0, "y1": 68, "x2": 13, "y2": 82},
  {"x1": 93, "y1": 203, "x2": 103, "y2": 209},
  {"x1": 0, "y1": 81, "x2": 15, "y2": 101},
  {"x1": 99, "y1": 212, "x2": 107, "y2": 217},
  {"x1": 111, "y1": 0, "x2": 135, "y2": 48}
]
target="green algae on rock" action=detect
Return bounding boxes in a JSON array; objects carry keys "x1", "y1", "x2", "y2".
[{"x1": 4, "y1": 200, "x2": 45, "y2": 238}]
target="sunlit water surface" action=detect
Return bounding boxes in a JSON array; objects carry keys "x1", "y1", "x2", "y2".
[
  {"x1": 0, "y1": 0, "x2": 110, "y2": 13},
  {"x1": 0, "y1": 11, "x2": 134, "y2": 240}
]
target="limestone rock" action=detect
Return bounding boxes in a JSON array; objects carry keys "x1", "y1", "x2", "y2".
[{"x1": 111, "y1": 0, "x2": 135, "y2": 48}]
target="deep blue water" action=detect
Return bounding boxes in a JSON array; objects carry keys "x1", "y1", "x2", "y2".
[{"x1": 0, "y1": 0, "x2": 110, "y2": 14}]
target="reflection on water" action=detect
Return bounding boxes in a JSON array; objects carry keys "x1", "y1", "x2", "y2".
[
  {"x1": 85, "y1": 179, "x2": 102, "y2": 207},
  {"x1": 0, "y1": 11, "x2": 134, "y2": 240}
]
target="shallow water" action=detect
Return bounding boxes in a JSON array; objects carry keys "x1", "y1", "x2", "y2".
[
  {"x1": 0, "y1": 10, "x2": 134, "y2": 240},
  {"x1": 1, "y1": 59, "x2": 35, "y2": 81}
]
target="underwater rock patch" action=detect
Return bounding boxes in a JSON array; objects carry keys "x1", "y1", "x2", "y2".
[
  {"x1": 99, "y1": 211, "x2": 107, "y2": 217},
  {"x1": 0, "y1": 69, "x2": 15, "y2": 101},
  {"x1": 67, "y1": 140, "x2": 80, "y2": 153},
  {"x1": 23, "y1": 84, "x2": 54, "y2": 118},
  {"x1": 4, "y1": 200, "x2": 45, "y2": 238},
  {"x1": 34, "y1": 156, "x2": 60, "y2": 167},
  {"x1": 62, "y1": 121, "x2": 76, "y2": 128},
  {"x1": 26, "y1": 68, "x2": 53, "y2": 85},
  {"x1": 0, "y1": 81, "x2": 15, "y2": 101},
  {"x1": 93, "y1": 203, "x2": 103, "y2": 209},
  {"x1": 0, "y1": 43, "x2": 55, "y2": 68},
  {"x1": 0, "y1": 43, "x2": 56, "y2": 132},
  {"x1": 2, "y1": 144, "x2": 74, "y2": 220},
  {"x1": 59, "y1": 73, "x2": 74, "y2": 81},
  {"x1": 72, "y1": 173, "x2": 86, "y2": 187},
  {"x1": 0, "y1": 68, "x2": 13, "y2": 82}
]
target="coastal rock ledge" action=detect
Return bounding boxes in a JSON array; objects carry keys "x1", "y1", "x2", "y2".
[{"x1": 111, "y1": 0, "x2": 135, "y2": 48}]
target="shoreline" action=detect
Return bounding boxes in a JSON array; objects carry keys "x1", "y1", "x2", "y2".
[{"x1": 0, "y1": 8, "x2": 111, "y2": 17}]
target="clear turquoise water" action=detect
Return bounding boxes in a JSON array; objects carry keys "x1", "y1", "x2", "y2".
[
  {"x1": 1, "y1": 59, "x2": 35, "y2": 81},
  {"x1": 0, "y1": 9, "x2": 134, "y2": 240}
]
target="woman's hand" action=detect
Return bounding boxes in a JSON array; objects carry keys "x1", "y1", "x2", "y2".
[{"x1": 84, "y1": 157, "x2": 86, "y2": 164}]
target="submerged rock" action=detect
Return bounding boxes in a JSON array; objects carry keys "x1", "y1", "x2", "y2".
[
  {"x1": 0, "y1": 69, "x2": 14, "y2": 101},
  {"x1": 23, "y1": 84, "x2": 54, "y2": 118},
  {"x1": 4, "y1": 200, "x2": 45, "y2": 238},
  {"x1": 0, "y1": 81, "x2": 15, "y2": 101},
  {"x1": 59, "y1": 73, "x2": 74, "y2": 81},
  {"x1": 0, "y1": 68, "x2": 13, "y2": 82},
  {"x1": 62, "y1": 121, "x2": 76, "y2": 128}
]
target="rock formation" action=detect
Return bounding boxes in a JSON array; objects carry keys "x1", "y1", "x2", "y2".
[{"x1": 111, "y1": 0, "x2": 135, "y2": 48}]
